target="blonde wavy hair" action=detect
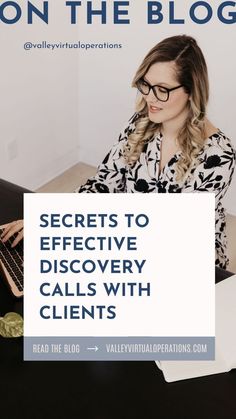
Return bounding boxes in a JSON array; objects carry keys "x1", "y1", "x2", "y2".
[{"x1": 124, "y1": 35, "x2": 209, "y2": 181}]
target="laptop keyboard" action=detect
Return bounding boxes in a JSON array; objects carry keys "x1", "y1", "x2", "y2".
[{"x1": 0, "y1": 228, "x2": 23, "y2": 292}]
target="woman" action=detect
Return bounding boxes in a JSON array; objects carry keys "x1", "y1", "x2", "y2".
[{"x1": 1, "y1": 35, "x2": 236, "y2": 268}]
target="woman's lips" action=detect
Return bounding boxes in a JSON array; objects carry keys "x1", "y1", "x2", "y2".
[{"x1": 148, "y1": 105, "x2": 163, "y2": 113}]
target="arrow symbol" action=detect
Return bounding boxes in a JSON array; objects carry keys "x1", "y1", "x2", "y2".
[{"x1": 87, "y1": 346, "x2": 99, "y2": 352}]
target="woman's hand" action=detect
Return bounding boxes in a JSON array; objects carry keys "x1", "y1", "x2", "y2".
[{"x1": 1, "y1": 220, "x2": 24, "y2": 247}]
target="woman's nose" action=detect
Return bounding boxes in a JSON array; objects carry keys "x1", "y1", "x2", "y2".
[{"x1": 147, "y1": 88, "x2": 158, "y2": 102}]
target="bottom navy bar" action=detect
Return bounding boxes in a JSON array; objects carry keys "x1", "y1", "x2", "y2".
[{"x1": 24, "y1": 337, "x2": 215, "y2": 361}]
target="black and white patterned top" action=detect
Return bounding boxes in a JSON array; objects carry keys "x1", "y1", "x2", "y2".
[{"x1": 77, "y1": 113, "x2": 236, "y2": 269}]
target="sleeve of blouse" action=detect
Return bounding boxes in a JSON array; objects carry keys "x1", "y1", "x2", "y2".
[
  {"x1": 75, "y1": 113, "x2": 139, "y2": 193},
  {"x1": 183, "y1": 135, "x2": 236, "y2": 200},
  {"x1": 183, "y1": 134, "x2": 236, "y2": 270}
]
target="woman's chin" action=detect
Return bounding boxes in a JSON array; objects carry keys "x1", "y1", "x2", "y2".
[{"x1": 148, "y1": 111, "x2": 164, "y2": 124}]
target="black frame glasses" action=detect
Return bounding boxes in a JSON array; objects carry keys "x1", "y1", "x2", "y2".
[{"x1": 136, "y1": 78, "x2": 184, "y2": 102}]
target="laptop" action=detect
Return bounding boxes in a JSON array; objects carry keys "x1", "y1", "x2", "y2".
[{"x1": 0, "y1": 225, "x2": 23, "y2": 298}]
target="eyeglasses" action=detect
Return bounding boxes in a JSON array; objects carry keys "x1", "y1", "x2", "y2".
[{"x1": 136, "y1": 78, "x2": 184, "y2": 102}]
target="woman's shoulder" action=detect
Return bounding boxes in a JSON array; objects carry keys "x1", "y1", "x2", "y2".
[
  {"x1": 204, "y1": 129, "x2": 236, "y2": 156},
  {"x1": 199, "y1": 130, "x2": 236, "y2": 171},
  {"x1": 203, "y1": 120, "x2": 234, "y2": 154}
]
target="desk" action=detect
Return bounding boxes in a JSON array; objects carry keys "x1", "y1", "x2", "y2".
[{"x1": 0, "y1": 178, "x2": 235, "y2": 419}]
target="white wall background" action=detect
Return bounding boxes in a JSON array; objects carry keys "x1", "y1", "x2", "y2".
[
  {"x1": 0, "y1": 0, "x2": 79, "y2": 190},
  {"x1": 1, "y1": 0, "x2": 235, "y2": 213}
]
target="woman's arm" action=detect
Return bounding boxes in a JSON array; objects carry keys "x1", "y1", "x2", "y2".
[
  {"x1": 183, "y1": 135, "x2": 236, "y2": 269},
  {"x1": 183, "y1": 136, "x2": 236, "y2": 198}
]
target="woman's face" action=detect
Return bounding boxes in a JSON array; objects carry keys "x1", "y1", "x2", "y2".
[{"x1": 142, "y1": 61, "x2": 190, "y2": 127}]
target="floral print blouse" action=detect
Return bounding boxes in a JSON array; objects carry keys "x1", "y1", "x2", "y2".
[{"x1": 76, "y1": 113, "x2": 236, "y2": 269}]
